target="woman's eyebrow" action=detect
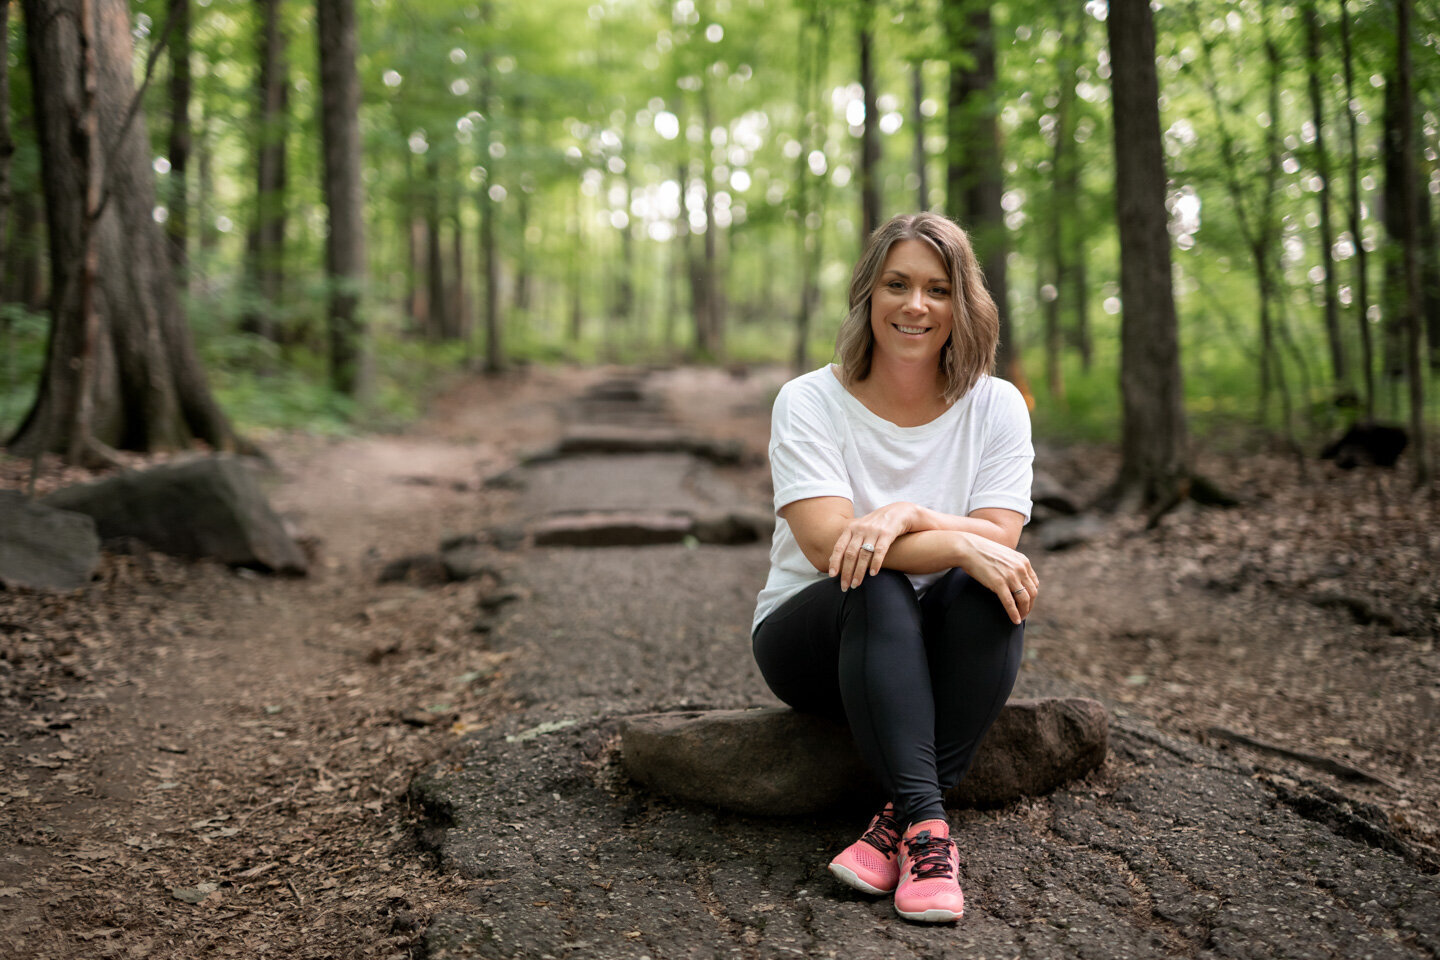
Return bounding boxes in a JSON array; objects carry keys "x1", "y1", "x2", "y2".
[{"x1": 881, "y1": 268, "x2": 948, "y2": 283}]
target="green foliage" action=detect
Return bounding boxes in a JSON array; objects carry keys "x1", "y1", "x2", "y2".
[
  {"x1": 5, "y1": 0, "x2": 1436, "y2": 451},
  {"x1": 0, "y1": 305, "x2": 50, "y2": 441}
]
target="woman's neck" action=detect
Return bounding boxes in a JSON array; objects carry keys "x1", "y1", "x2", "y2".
[{"x1": 844, "y1": 359, "x2": 950, "y2": 427}]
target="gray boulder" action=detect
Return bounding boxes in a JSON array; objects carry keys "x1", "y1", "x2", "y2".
[
  {"x1": 620, "y1": 698, "x2": 1108, "y2": 816},
  {"x1": 43, "y1": 456, "x2": 307, "y2": 574},
  {"x1": 0, "y1": 492, "x2": 101, "y2": 591}
]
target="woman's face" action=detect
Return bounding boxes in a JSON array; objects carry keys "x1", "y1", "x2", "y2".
[{"x1": 868, "y1": 239, "x2": 954, "y2": 370}]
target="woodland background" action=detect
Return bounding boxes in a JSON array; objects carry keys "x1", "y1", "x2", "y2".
[{"x1": 0, "y1": 0, "x2": 1438, "y2": 483}]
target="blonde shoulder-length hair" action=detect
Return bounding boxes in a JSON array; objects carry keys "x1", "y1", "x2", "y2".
[{"x1": 835, "y1": 213, "x2": 999, "y2": 404}]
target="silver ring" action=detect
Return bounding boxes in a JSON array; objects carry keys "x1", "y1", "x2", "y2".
[
  {"x1": 860, "y1": 543, "x2": 876, "y2": 552},
  {"x1": 1012, "y1": 587, "x2": 1027, "y2": 595}
]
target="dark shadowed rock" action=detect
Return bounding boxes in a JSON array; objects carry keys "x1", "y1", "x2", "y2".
[
  {"x1": 1033, "y1": 514, "x2": 1108, "y2": 552},
  {"x1": 42, "y1": 457, "x2": 307, "y2": 574},
  {"x1": 0, "y1": 492, "x2": 101, "y2": 591},
  {"x1": 439, "y1": 544, "x2": 500, "y2": 583},
  {"x1": 620, "y1": 698, "x2": 1108, "y2": 816},
  {"x1": 378, "y1": 553, "x2": 451, "y2": 585},
  {"x1": 689, "y1": 510, "x2": 773, "y2": 545},
  {"x1": 1031, "y1": 468, "x2": 1080, "y2": 515}
]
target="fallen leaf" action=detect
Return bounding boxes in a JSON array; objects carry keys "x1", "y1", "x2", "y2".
[{"x1": 170, "y1": 883, "x2": 219, "y2": 905}]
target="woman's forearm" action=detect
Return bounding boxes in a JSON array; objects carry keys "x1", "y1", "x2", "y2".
[
  {"x1": 876, "y1": 529, "x2": 971, "y2": 575},
  {"x1": 907, "y1": 504, "x2": 1017, "y2": 547}
]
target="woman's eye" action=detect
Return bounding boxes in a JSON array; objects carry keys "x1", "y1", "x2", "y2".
[{"x1": 931, "y1": 287, "x2": 950, "y2": 297}]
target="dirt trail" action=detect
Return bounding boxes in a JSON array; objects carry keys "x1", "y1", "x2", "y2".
[{"x1": 0, "y1": 368, "x2": 600, "y2": 959}]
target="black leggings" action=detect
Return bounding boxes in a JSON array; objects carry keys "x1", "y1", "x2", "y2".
[{"x1": 752, "y1": 567, "x2": 1024, "y2": 827}]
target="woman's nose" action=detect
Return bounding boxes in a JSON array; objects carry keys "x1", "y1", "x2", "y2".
[{"x1": 905, "y1": 288, "x2": 926, "y2": 312}]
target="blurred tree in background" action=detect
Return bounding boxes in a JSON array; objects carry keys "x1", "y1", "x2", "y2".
[{"x1": 0, "y1": 0, "x2": 1435, "y2": 482}]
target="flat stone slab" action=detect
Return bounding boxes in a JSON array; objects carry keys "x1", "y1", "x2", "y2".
[
  {"x1": 0, "y1": 491, "x2": 100, "y2": 591},
  {"x1": 517, "y1": 453, "x2": 750, "y2": 518},
  {"x1": 620, "y1": 699, "x2": 1108, "y2": 816},
  {"x1": 529, "y1": 509, "x2": 771, "y2": 548},
  {"x1": 524, "y1": 426, "x2": 745, "y2": 465}
]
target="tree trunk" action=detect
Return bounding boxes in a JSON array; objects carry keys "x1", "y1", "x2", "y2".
[
  {"x1": 316, "y1": 0, "x2": 365, "y2": 395},
  {"x1": 943, "y1": 0, "x2": 1013, "y2": 374},
  {"x1": 857, "y1": 0, "x2": 880, "y2": 238},
  {"x1": 196, "y1": 110, "x2": 218, "y2": 256},
  {"x1": 165, "y1": 0, "x2": 190, "y2": 284},
  {"x1": 1305, "y1": 2, "x2": 1345, "y2": 395},
  {"x1": 1044, "y1": 1, "x2": 1081, "y2": 399},
  {"x1": 245, "y1": 0, "x2": 288, "y2": 341},
  {"x1": 911, "y1": 61, "x2": 928, "y2": 211},
  {"x1": 425, "y1": 151, "x2": 445, "y2": 340},
  {"x1": 1338, "y1": 0, "x2": 1374, "y2": 417},
  {"x1": 479, "y1": 19, "x2": 501, "y2": 373},
  {"x1": 1395, "y1": 0, "x2": 1427, "y2": 485},
  {"x1": 10, "y1": 0, "x2": 235, "y2": 457},
  {"x1": 699, "y1": 79, "x2": 722, "y2": 357},
  {"x1": 450, "y1": 178, "x2": 467, "y2": 342},
  {"x1": 1381, "y1": 83, "x2": 1410, "y2": 391},
  {"x1": 1105, "y1": 0, "x2": 1189, "y2": 508},
  {"x1": 1, "y1": 0, "x2": 14, "y2": 296}
]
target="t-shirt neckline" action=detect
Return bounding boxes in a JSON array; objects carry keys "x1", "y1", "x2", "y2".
[{"x1": 825, "y1": 364, "x2": 970, "y2": 437}]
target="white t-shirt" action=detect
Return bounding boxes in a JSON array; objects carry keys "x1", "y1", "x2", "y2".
[{"x1": 752, "y1": 365, "x2": 1034, "y2": 633}]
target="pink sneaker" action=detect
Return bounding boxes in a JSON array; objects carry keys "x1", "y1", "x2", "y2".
[
  {"x1": 894, "y1": 819, "x2": 964, "y2": 922},
  {"x1": 828, "y1": 802, "x2": 902, "y2": 895}
]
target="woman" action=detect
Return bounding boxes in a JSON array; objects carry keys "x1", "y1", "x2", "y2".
[{"x1": 751, "y1": 213, "x2": 1037, "y2": 923}]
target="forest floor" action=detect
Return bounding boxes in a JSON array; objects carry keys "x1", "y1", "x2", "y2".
[{"x1": 1, "y1": 364, "x2": 1438, "y2": 959}]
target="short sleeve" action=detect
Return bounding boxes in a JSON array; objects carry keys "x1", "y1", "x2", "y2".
[
  {"x1": 768, "y1": 378, "x2": 853, "y2": 513},
  {"x1": 968, "y1": 380, "x2": 1034, "y2": 522}
]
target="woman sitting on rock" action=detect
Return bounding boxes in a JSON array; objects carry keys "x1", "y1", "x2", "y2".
[{"x1": 751, "y1": 212, "x2": 1037, "y2": 923}]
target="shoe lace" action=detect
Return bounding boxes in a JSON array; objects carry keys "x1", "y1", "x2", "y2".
[
  {"x1": 861, "y1": 807, "x2": 902, "y2": 858},
  {"x1": 904, "y1": 830, "x2": 955, "y2": 881}
]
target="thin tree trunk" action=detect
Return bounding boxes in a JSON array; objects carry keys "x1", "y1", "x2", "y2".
[
  {"x1": 196, "y1": 110, "x2": 218, "y2": 256},
  {"x1": 450, "y1": 178, "x2": 467, "y2": 342},
  {"x1": 911, "y1": 61, "x2": 928, "y2": 211},
  {"x1": 1106, "y1": 0, "x2": 1189, "y2": 508},
  {"x1": 857, "y1": 0, "x2": 880, "y2": 238},
  {"x1": 425, "y1": 151, "x2": 445, "y2": 340},
  {"x1": 701, "y1": 80, "x2": 721, "y2": 357},
  {"x1": 1305, "y1": 2, "x2": 1345, "y2": 395},
  {"x1": 316, "y1": 0, "x2": 365, "y2": 395},
  {"x1": 479, "y1": 12, "x2": 501, "y2": 373},
  {"x1": 1395, "y1": 0, "x2": 1427, "y2": 485},
  {"x1": 1338, "y1": 0, "x2": 1374, "y2": 417},
  {"x1": 944, "y1": 0, "x2": 1013, "y2": 374},
  {"x1": 1, "y1": 0, "x2": 14, "y2": 298},
  {"x1": 165, "y1": 0, "x2": 190, "y2": 284},
  {"x1": 245, "y1": 0, "x2": 287, "y2": 341},
  {"x1": 1045, "y1": 1, "x2": 1080, "y2": 399}
]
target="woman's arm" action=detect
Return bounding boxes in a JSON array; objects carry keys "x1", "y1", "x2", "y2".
[{"x1": 779, "y1": 497, "x2": 1038, "y2": 623}]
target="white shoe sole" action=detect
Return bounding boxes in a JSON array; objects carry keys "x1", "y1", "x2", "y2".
[
  {"x1": 895, "y1": 905, "x2": 963, "y2": 923},
  {"x1": 827, "y1": 862, "x2": 893, "y2": 896}
]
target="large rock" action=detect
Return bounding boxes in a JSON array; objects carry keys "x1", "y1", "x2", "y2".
[
  {"x1": 620, "y1": 698, "x2": 1108, "y2": 816},
  {"x1": 43, "y1": 456, "x2": 307, "y2": 574},
  {"x1": 0, "y1": 492, "x2": 101, "y2": 591}
]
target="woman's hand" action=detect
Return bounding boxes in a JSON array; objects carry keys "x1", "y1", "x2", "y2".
[
  {"x1": 828, "y1": 502, "x2": 921, "y2": 590},
  {"x1": 955, "y1": 532, "x2": 1039, "y2": 624}
]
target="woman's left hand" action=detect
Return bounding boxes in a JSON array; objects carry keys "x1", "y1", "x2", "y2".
[{"x1": 829, "y1": 502, "x2": 920, "y2": 590}]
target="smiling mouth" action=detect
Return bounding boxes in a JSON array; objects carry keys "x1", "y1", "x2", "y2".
[{"x1": 894, "y1": 324, "x2": 930, "y2": 335}]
